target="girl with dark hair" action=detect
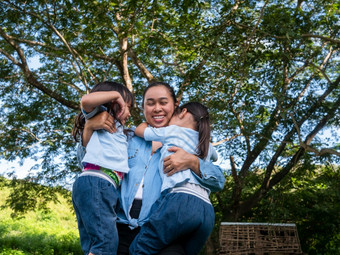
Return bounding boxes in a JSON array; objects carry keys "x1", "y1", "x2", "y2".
[
  {"x1": 72, "y1": 81, "x2": 134, "y2": 255},
  {"x1": 77, "y1": 82, "x2": 225, "y2": 255},
  {"x1": 131, "y1": 102, "x2": 216, "y2": 255}
]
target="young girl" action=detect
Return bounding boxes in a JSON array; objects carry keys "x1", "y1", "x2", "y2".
[
  {"x1": 130, "y1": 102, "x2": 217, "y2": 255},
  {"x1": 72, "y1": 81, "x2": 133, "y2": 255}
]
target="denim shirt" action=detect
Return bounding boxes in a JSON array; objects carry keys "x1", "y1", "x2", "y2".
[{"x1": 77, "y1": 130, "x2": 225, "y2": 229}]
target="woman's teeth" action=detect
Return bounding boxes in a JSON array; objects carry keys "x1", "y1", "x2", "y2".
[{"x1": 153, "y1": 116, "x2": 164, "y2": 119}]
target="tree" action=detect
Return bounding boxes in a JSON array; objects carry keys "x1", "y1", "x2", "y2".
[
  {"x1": 245, "y1": 164, "x2": 340, "y2": 254},
  {"x1": 203, "y1": 0, "x2": 340, "y2": 222},
  {"x1": 0, "y1": 0, "x2": 339, "y2": 241}
]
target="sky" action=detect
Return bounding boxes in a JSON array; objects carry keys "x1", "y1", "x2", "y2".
[
  {"x1": 0, "y1": 56, "x2": 43, "y2": 180},
  {"x1": 0, "y1": 158, "x2": 41, "y2": 179}
]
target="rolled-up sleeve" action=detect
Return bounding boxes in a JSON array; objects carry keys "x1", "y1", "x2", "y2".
[{"x1": 193, "y1": 159, "x2": 225, "y2": 192}]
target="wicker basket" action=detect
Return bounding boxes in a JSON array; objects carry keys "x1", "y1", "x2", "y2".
[{"x1": 219, "y1": 222, "x2": 302, "y2": 254}]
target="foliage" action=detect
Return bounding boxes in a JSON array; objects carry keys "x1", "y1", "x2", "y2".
[
  {"x1": 239, "y1": 164, "x2": 340, "y2": 254},
  {"x1": 0, "y1": 177, "x2": 81, "y2": 254},
  {"x1": 0, "y1": 176, "x2": 71, "y2": 218},
  {"x1": 0, "y1": 0, "x2": 339, "y2": 246}
]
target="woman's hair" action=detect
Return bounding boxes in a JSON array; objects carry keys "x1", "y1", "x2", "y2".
[
  {"x1": 72, "y1": 81, "x2": 134, "y2": 141},
  {"x1": 177, "y1": 102, "x2": 211, "y2": 159},
  {"x1": 142, "y1": 82, "x2": 177, "y2": 107}
]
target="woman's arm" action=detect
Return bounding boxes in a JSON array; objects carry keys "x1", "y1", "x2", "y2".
[
  {"x1": 163, "y1": 147, "x2": 225, "y2": 192},
  {"x1": 82, "y1": 111, "x2": 116, "y2": 146},
  {"x1": 163, "y1": 147, "x2": 200, "y2": 176}
]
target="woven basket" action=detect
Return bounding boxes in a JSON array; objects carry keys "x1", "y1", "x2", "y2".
[{"x1": 219, "y1": 222, "x2": 302, "y2": 254}]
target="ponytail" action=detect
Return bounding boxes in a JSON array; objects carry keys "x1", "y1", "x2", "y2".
[{"x1": 196, "y1": 114, "x2": 210, "y2": 159}]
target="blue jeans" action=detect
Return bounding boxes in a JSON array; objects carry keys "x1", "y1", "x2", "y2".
[
  {"x1": 129, "y1": 192, "x2": 215, "y2": 255},
  {"x1": 72, "y1": 175, "x2": 119, "y2": 255}
]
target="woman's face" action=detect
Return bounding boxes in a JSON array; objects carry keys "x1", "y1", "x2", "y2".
[{"x1": 143, "y1": 85, "x2": 177, "y2": 128}]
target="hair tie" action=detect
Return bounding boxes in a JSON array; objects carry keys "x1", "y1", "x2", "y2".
[{"x1": 199, "y1": 115, "x2": 208, "y2": 120}]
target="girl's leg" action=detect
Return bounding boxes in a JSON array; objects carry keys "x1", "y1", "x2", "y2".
[
  {"x1": 72, "y1": 178, "x2": 91, "y2": 254},
  {"x1": 117, "y1": 200, "x2": 185, "y2": 255},
  {"x1": 182, "y1": 200, "x2": 215, "y2": 255},
  {"x1": 129, "y1": 193, "x2": 214, "y2": 255},
  {"x1": 72, "y1": 176, "x2": 119, "y2": 255}
]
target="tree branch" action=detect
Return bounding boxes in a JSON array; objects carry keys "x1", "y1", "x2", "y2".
[
  {"x1": 120, "y1": 37, "x2": 133, "y2": 91},
  {"x1": 234, "y1": 22, "x2": 340, "y2": 45},
  {"x1": 262, "y1": 73, "x2": 340, "y2": 186},
  {"x1": 129, "y1": 49, "x2": 157, "y2": 83},
  {"x1": 177, "y1": 59, "x2": 207, "y2": 102},
  {"x1": 301, "y1": 34, "x2": 340, "y2": 45},
  {"x1": 240, "y1": 80, "x2": 340, "y2": 215},
  {"x1": 290, "y1": 111, "x2": 340, "y2": 157},
  {"x1": 5, "y1": 34, "x2": 125, "y2": 92},
  {"x1": 238, "y1": 45, "x2": 339, "y2": 182},
  {"x1": 212, "y1": 134, "x2": 242, "y2": 146},
  {"x1": 0, "y1": 48, "x2": 20, "y2": 65},
  {"x1": 0, "y1": 27, "x2": 79, "y2": 110},
  {"x1": 47, "y1": 22, "x2": 90, "y2": 88},
  {"x1": 230, "y1": 156, "x2": 238, "y2": 184}
]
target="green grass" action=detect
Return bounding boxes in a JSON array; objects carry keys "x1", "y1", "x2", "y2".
[{"x1": 0, "y1": 181, "x2": 82, "y2": 255}]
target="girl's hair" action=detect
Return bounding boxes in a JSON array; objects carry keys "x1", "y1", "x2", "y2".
[
  {"x1": 72, "y1": 81, "x2": 134, "y2": 141},
  {"x1": 142, "y1": 82, "x2": 177, "y2": 107},
  {"x1": 176, "y1": 102, "x2": 211, "y2": 159}
]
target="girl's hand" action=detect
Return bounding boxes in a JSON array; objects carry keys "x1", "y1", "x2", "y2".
[
  {"x1": 163, "y1": 147, "x2": 200, "y2": 177},
  {"x1": 114, "y1": 96, "x2": 126, "y2": 118}
]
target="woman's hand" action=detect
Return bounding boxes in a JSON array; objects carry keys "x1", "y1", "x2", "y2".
[
  {"x1": 82, "y1": 111, "x2": 116, "y2": 146},
  {"x1": 163, "y1": 147, "x2": 200, "y2": 177}
]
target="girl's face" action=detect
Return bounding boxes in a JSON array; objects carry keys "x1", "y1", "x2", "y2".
[
  {"x1": 119, "y1": 102, "x2": 132, "y2": 125},
  {"x1": 143, "y1": 85, "x2": 177, "y2": 128}
]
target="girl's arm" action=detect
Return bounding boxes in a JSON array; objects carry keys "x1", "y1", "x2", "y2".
[
  {"x1": 81, "y1": 91, "x2": 125, "y2": 117},
  {"x1": 80, "y1": 91, "x2": 125, "y2": 147},
  {"x1": 134, "y1": 122, "x2": 148, "y2": 138}
]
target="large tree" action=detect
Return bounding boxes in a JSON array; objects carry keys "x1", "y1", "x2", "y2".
[{"x1": 0, "y1": 0, "x2": 339, "y2": 226}]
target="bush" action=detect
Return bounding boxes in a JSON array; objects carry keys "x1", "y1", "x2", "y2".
[{"x1": 0, "y1": 178, "x2": 82, "y2": 255}]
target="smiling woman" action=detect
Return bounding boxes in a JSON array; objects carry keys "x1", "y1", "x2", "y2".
[{"x1": 142, "y1": 82, "x2": 178, "y2": 128}]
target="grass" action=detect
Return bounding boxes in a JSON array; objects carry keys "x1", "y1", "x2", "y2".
[{"x1": 0, "y1": 181, "x2": 82, "y2": 255}]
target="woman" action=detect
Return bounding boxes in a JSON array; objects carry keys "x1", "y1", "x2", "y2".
[{"x1": 77, "y1": 82, "x2": 225, "y2": 254}]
